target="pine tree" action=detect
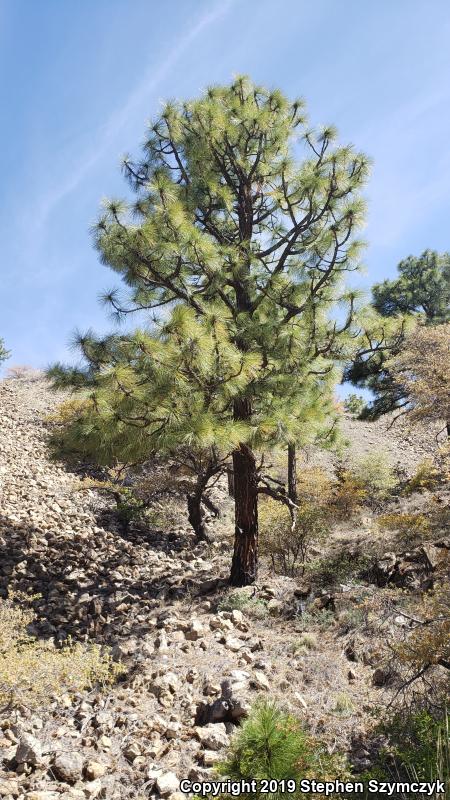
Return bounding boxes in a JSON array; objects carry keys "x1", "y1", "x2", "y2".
[
  {"x1": 373, "y1": 250, "x2": 450, "y2": 323},
  {"x1": 345, "y1": 250, "x2": 450, "y2": 418},
  {"x1": 51, "y1": 76, "x2": 370, "y2": 585},
  {"x1": 0, "y1": 339, "x2": 9, "y2": 364},
  {"x1": 49, "y1": 305, "x2": 341, "y2": 547}
]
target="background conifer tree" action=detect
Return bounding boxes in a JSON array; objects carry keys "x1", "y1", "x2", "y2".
[
  {"x1": 0, "y1": 339, "x2": 9, "y2": 364},
  {"x1": 51, "y1": 76, "x2": 371, "y2": 585},
  {"x1": 345, "y1": 250, "x2": 450, "y2": 419},
  {"x1": 373, "y1": 250, "x2": 450, "y2": 323}
]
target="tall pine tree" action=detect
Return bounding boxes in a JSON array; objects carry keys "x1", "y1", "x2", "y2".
[{"x1": 51, "y1": 77, "x2": 370, "y2": 585}]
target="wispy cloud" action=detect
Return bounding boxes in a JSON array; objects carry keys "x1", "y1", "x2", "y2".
[
  {"x1": 33, "y1": 0, "x2": 233, "y2": 231},
  {"x1": 361, "y1": 84, "x2": 450, "y2": 247}
]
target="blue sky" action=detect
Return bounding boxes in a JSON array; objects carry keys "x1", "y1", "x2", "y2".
[{"x1": 1, "y1": 0, "x2": 450, "y2": 372}]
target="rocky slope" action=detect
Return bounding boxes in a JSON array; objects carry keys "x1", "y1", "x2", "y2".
[{"x1": 0, "y1": 374, "x2": 447, "y2": 800}]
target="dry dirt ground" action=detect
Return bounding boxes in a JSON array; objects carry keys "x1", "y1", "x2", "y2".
[{"x1": 0, "y1": 374, "x2": 448, "y2": 800}]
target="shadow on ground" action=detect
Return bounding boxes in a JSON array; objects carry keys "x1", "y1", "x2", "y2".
[{"x1": 0, "y1": 512, "x2": 225, "y2": 645}]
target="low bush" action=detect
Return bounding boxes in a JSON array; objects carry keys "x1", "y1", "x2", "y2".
[
  {"x1": 337, "y1": 605, "x2": 367, "y2": 632},
  {"x1": 306, "y1": 550, "x2": 373, "y2": 588},
  {"x1": 378, "y1": 512, "x2": 431, "y2": 544},
  {"x1": 330, "y1": 452, "x2": 397, "y2": 517},
  {"x1": 0, "y1": 596, "x2": 121, "y2": 710},
  {"x1": 394, "y1": 582, "x2": 450, "y2": 687},
  {"x1": 295, "y1": 607, "x2": 336, "y2": 632},
  {"x1": 403, "y1": 460, "x2": 441, "y2": 495},
  {"x1": 218, "y1": 699, "x2": 349, "y2": 798},
  {"x1": 330, "y1": 470, "x2": 367, "y2": 518},
  {"x1": 349, "y1": 451, "x2": 397, "y2": 497},
  {"x1": 331, "y1": 692, "x2": 355, "y2": 717},
  {"x1": 218, "y1": 591, "x2": 268, "y2": 620},
  {"x1": 292, "y1": 632, "x2": 318, "y2": 653},
  {"x1": 296, "y1": 466, "x2": 334, "y2": 507},
  {"x1": 361, "y1": 709, "x2": 450, "y2": 799},
  {"x1": 259, "y1": 499, "x2": 329, "y2": 577}
]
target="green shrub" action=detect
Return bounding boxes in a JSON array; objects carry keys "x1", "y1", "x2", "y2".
[
  {"x1": 218, "y1": 699, "x2": 349, "y2": 798},
  {"x1": 362, "y1": 709, "x2": 450, "y2": 799},
  {"x1": 296, "y1": 631, "x2": 317, "y2": 650},
  {"x1": 0, "y1": 596, "x2": 121, "y2": 710},
  {"x1": 337, "y1": 605, "x2": 367, "y2": 632},
  {"x1": 295, "y1": 607, "x2": 336, "y2": 632},
  {"x1": 378, "y1": 512, "x2": 431, "y2": 544},
  {"x1": 395, "y1": 582, "x2": 450, "y2": 684},
  {"x1": 349, "y1": 451, "x2": 397, "y2": 497},
  {"x1": 295, "y1": 467, "x2": 334, "y2": 506},
  {"x1": 331, "y1": 692, "x2": 355, "y2": 717},
  {"x1": 307, "y1": 550, "x2": 372, "y2": 588},
  {"x1": 259, "y1": 499, "x2": 329, "y2": 577},
  {"x1": 329, "y1": 470, "x2": 367, "y2": 518},
  {"x1": 403, "y1": 460, "x2": 441, "y2": 495},
  {"x1": 344, "y1": 394, "x2": 366, "y2": 416},
  {"x1": 218, "y1": 591, "x2": 268, "y2": 620}
]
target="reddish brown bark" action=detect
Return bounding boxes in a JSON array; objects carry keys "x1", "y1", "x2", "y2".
[
  {"x1": 227, "y1": 467, "x2": 235, "y2": 498},
  {"x1": 229, "y1": 437, "x2": 259, "y2": 586}
]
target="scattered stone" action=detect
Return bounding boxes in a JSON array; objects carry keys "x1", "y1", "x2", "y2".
[
  {"x1": 156, "y1": 771, "x2": 180, "y2": 796},
  {"x1": 166, "y1": 721, "x2": 182, "y2": 739},
  {"x1": 84, "y1": 761, "x2": 107, "y2": 780},
  {"x1": 52, "y1": 751, "x2": 84, "y2": 783},
  {"x1": 185, "y1": 620, "x2": 205, "y2": 641},
  {"x1": 202, "y1": 750, "x2": 217, "y2": 767},
  {"x1": 0, "y1": 779, "x2": 19, "y2": 798},
  {"x1": 251, "y1": 670, "x2": 270, "y2": 691},
  {"x1": 15, "y1": 732, "x2": 43, "y2": 766},
  {"x1": 195, "y1": 723, "x2": 229, "y2": 750},
  {"x1": 224, "y1": 636, "x2": 244, "y2": 652}
]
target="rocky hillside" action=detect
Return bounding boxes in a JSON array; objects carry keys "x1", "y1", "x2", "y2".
[{"x1": 0, "y1": 374, "x2": 448, "y2": 800}]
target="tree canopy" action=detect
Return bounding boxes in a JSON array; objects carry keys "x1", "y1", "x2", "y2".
[
  {"x1": 0, "y1": 339, "x2": 9, "y2": 364},
  {"x1": 388, "y1": 323, "x2": 450, "y2": 435},
  {"x1": 50, "y1": 76, "x2": 371, "y2": 585},
  {"x1": 345, "y1": 249, "x2": 450, "y2": 419},
  {"x1": 373, "y1": 250, "x2": 450, "y2": 323}
]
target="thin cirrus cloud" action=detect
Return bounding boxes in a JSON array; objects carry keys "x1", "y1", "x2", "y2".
[
  {"x1": 32, "y1": 0, "x2": 234, "y2": 236},
  {"x1": 360, "y1": 84, "x2": 450, "y2": 249}
]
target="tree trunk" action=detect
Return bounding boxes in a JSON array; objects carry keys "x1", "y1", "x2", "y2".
[
  {"x1": 227, "y1": 468, "x2": 235, "y2": 498},
  {"x1": 229, "y1": 423, "x2": 259, "y2": 586},
  {"x1": 287, "y1": 442, "x2": 297, "y2": 503},
  {"x1": 187, "y1": 492, "x2": 209, "y2": 542}
]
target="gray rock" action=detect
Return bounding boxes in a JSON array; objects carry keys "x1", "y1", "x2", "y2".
[
  {"x1": 195, "y1": 723, "x2": 229, "y2": 750},
  {"x1": 52, "y1": 751, "x2": 84, "y2": 783},
  {"x1": 84, "y1": 760, "x2": 107, "y2": 780},
  {"x1": 15, "y1": 732, "x2": 43, "y2": 766},
  {"x1": 156, "y1": 772, "x2": 180, "y2": 796}
]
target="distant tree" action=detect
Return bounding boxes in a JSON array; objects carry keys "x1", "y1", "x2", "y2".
[
  {"x1": 373, "y1": 250, "x2": 450, "y2": 323},
  {"x1": 345, "y1": 249, "x2": 450, "y2": 418},
  {"x1": 343, "y1": 393, "x2": 366, "y2": 416},
  {"x1": 388, "y1": 323, "x2": 450, "y2": 437},
  {"x1": 50, "y1": 76, "x2": 370, "y2": 585},
  {"x1": 0, "y1": 339, "x2": 9, "y2": 364}
]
